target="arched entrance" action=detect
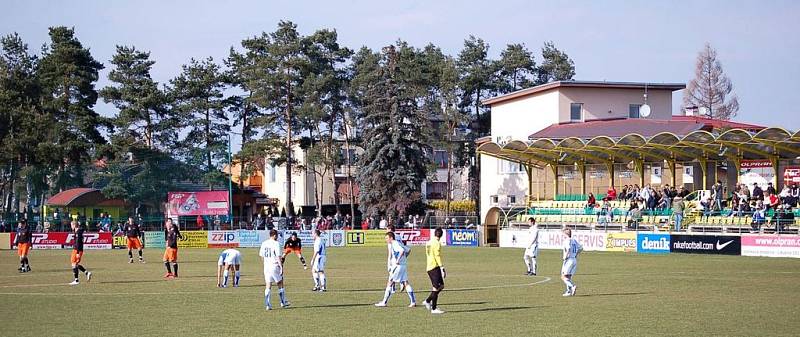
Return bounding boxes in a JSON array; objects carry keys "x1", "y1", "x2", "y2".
[{"x1": 483, "y1": 207, "x2": 501, "y2": 246}]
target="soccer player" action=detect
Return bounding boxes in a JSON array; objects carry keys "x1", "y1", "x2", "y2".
[
  {"x1": 125, "y1": 217, "x2": 145, "y2": 263},
  {"x1": 561, "y1": 228, "x2": 583, "y2": 297},
  {"x1": 217, "y1": 248, "x2": 242, "y2": 288},
  {"x1": 163, "y1": 218, "x2": 183, "y2": 278},
  {"x1": 375, "y1": 231, "x2": 416, "y2": 308},
  {"x1": 524, "y1": 218, "x2": 539, "y2": 276},
  {"x1": 15, "y1": 220, "x2": 32, "y2": 273},
  {"x1": 69, "y1": 220, "x2": 92, "y2": 285},
  {"x1": 423, "y1": 227, "x2": 446, "y2": 314},
  {"x1": 311, "y1": 229, "x2": 327, "y2": 292},
  {"x1": 259, "y1": 229, "x2": 289, "y2": 310},
  {"x1": 282, "y1": 232, "x2": 308, "y2": 270}
]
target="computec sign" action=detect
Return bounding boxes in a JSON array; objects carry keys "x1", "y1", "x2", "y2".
[{"x1": 637, "y1": 233, "x2": 671, "y2": 254}]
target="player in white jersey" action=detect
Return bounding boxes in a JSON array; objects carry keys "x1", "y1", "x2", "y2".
[
  {"x1": 259, "y1": 230, "x2": 289, "y2": 310},
  {"x1": 311, "y1": 229, "x2": 327, "y2": 292},
  {"x1": 524, "y1": 218, "x2": 539, "y2": 276},
  {"x1": 216, "y1": 248, "x2": 242, "y2": 288},
  {"x1": 561, "y1": 228, "x2": 583, "y2": 297},
  {"x1": 375, "y1": 231, "x2": 416, "y2": 308}
]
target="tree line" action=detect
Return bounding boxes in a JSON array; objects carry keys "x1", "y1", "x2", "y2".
[{"x1": 0, "y1": 21, "x2": 576, "y2": 220}]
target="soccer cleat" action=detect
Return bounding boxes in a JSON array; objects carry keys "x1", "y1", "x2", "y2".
[
  {"x1": 281, "y1": 302, "x2": 291, "y2": 308},
  {"x1": 140, "y1": 259, "x2": 145, "y2": 264},
  {"x1": 562, "y1": 291, "x2": 572, "y2": 297},
  {"x1": 303, "y1": 265, "x2": 308, "y2": 270},
  {"x1": 525, "y1": 272, "x2": 532, "y2": 276},
  {"x1": 69, "y1": 280, "x2": 79, "y2": 286},
  {"x1": 164, "y1": 272, "x2": 173, "y2": 278},
  {"x1": 265, "y1": 306, "x2": 272, "y2": 311},
  {"x1": 320, "y1": 288, "x2": 326, "y2": 292},
  {"x1": 86, "y1": 271, "x2": 92, "y2": 282},
  {"x1": 431, "y1": 308, "x2": 445, "y2": 314},
  {"x1": 570, "y1": 285, "x2": 577, "y2": 296},
  {"x1": 129, "y1": 259, "x2": 133, "y2": 264},
  {"x1": 312, "y1": 287, "x2": 320, "y2": 292},
  {"x1": 423, "y1": 301, "x2": 432, "y2": 310},
  {"x1": 408, "y1": 302, "x2": 416, "y2": 308},
  {"x1": 374, "y1": 302, "x2": 387, "y2": 307},
  {"x1": 18, "y1": 267, "x2": 23, "y2": 272}
]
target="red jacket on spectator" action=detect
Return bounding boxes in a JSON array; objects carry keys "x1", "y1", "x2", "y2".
[{"x1": 607, "y1": 187, "x2": 617, "y2": 200}]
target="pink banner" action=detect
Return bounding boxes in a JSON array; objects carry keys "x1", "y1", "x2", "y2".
[
  {"x1": 742, "y1": 234, "x2": 800, "y2": 258},
  {"x1": 168, "y1": 191, "x2": 229, "y2": 216}
]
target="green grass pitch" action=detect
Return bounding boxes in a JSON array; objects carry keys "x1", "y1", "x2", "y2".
[{"x1": 2, "y1": 247, "x2": 799, "y2": 337}]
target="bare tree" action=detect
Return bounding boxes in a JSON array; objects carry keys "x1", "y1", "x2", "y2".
[{"x1": 683, "y1": 43, "x2": 739, "y2": 120}]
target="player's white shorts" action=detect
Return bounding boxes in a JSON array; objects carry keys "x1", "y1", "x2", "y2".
[
  {"x1": 388, "y1": 264, "x2": 408, "y2": 283},
  {"x1": 561, "y1": 258, "x2": 577, "y2": 276},
  {"x1": 524, "y1": 245, "x2": 539, "y2": 257},
  {"x1": 218, "y1": 251, "x2": 242, "y2": 266},
  {"x1": 264, "y1": 265, "x2": 283, "y2": 283},
  {"x1": 312, "y1": 255, "x2": 326, "y2": 272}
]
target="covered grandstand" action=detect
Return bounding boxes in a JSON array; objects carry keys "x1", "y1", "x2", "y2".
[{"x1": 478, "y1": 116, "x2": 800, "y2": 242}]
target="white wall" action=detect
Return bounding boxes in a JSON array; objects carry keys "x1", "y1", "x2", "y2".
[
  {"x1": 490, "y1": 91, "x2": 560, "y2": 141},
  {"x1": 479, "y1": 154, "x2": 529, "y2": 223},
  {"x1": 558, "y1": 87, "x2": 673, "y2": 122}
]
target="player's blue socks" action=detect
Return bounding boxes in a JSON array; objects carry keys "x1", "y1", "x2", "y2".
[
  {"x1": 234, "y1": 271, "x2": 240, "y2": 287},
  {"x1": 264, "y1": 288, "x2": 272, "y2": 309},
  {"x1": 223, "y1": 270, "x2": 229, "y2": 287},
  {"x1": 381, "y1": 284, "x2": 393, "y2": 303},
  {"x1": 406, "y1": 285, "x2": 416, "y2": 303},
  {"x1": 278, "y1": 288, "x2": 287, "y2": 305}
]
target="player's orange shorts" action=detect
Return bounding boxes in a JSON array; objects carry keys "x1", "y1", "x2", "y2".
[
  {"x1": 70, "y1": 249, "x2": 82, "y2": 264},
  {"x1": 17, "y1": 243, "x2": 31, "y2": 257},
  {"x1": 127, "y1": 237, "x2": 143, "y2": 250},
  {"x1": 283, "y1": 247, "x2": 302, "y2": 256},
  {"x1": 163, "y1": 247, "x2": 178, "y2": 262}
]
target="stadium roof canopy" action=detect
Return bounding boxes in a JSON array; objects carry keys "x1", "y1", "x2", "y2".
[{"x1": 477, "y1": 117, "x2": 800, "y2": 168}]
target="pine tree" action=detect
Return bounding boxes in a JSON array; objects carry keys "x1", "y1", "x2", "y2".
[
  {"x1": 100, "y1": 45, "x2": 175, "y2": 150},
  {"x1": 170, "y1": 57, "x2": 231, "y2": 188},
  {"x1": 37, "y1": 26, "x2": 108, "y2": 192},
  {"x1": 456, "y1": 35, "x2": 494, "y2": 136},
  {"x1": 496, "y1": 43, "x2": 536, "y2": 93},
  {"x1": 683, "y1": 43, "x2": 739, "y2": 120},
  {"x1": 357, "y1": 45, "x2": 430, "y2": 218},
  {"x1": 536, "y1": 41, "x2": 575, "y2": 84}
]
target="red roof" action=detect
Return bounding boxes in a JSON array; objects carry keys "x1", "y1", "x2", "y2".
[
  {"x1": 529, "y1": 116, "x2": 766, "y2": 140},
  {"x1": 45, "y1": 188, "x2": 126, "y2": 207}
]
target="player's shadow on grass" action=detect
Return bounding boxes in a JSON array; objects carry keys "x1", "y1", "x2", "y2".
[
  {"x1": 577, "y1": 292, "x2": 650, "y2": 297},
  {"x1": 447, "y1": 305, "x2": 545, "y2": 313},
  {"x1": 296, "y1": 303, "x2": 374, "y2": 309}
]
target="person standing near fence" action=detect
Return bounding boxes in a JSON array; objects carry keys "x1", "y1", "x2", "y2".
[
  {"x1": 672, "y1": 196, "x2": 684, "y2": 232},
  {"x1": 423, "y1": 227, "x2": 445, "y2": 314},
  {"x1": 163, "y1": 218, "x2": 182, "y2": 278},
  {"x1": 69, "y1": 220, "x2": 92, "y2": 285}
]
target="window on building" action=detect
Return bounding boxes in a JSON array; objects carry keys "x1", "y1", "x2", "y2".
[
  {"x1": 268, "y1": 164, "x2": 276, "y2": 182},
  {"x1": 508, "y1": 195, "x2": 517, "y2": 204},
  {"x1": 433, "y1": 150, "x2": 449, "y2": 168},
  {"x1": 499, "y1": 159, "x2": 524, "y2": 174},
  {"x1": 570, "y1": 103, "x2": 583, "y2": 122},
  {"x1": 490, "y1": 195, "x2": 499, "y2": 204},
  {"x1": 629, "y1": 104, "x2": 642, "y2": 118},
  {"x1": 426, "y1": 182, "x2": 447, "y2": 200},
  {"x1": 339, "y1": 148, "x2": 358, "y2": 163}
]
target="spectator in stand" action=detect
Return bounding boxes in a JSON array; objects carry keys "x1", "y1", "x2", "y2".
[
  {"x1": 700, "y1": 195, "x2": 712, "y2": 222},
  {"x1": 196, "y1": 215, "x2": 204, "y2": 230},
  {"x1": 607, "y1": 186, "x2": 617, "y2": 201},
  {"x1": 379, "y1": 216, "x2": 388, "y2": 229},
  {"x1": 628, "y1": 184, "x2": 641, "y2": 200},
  {"x1": 597, "y1": 198, "x2": 612, "y2": 225},
  {"x1": 672, "y1": 196, "x2": 685, "y2": 232},
  {"x1": 766, "y1": 182, "x2": 776, "y2": 196},
  {"x1": 766, "y1": 192, "x2": 780, "y2": 210},
  {"x1": 586, "y1": 193, "x2": 597, "y2": 208},
  {"x1": 43, "y1": 221, "x2": 51, "y2": 233},
  {"x1": 678, "y1": 186, "x2": 690, "y2": 198},
  {"x1": 740, "y1": 183, "x2": 751, "y2": 201},
  {"x1": 712, "y1": 180, "x2": 724, "y2": 214},
  {"x1": 751, "y1": 201, "x2": 767, "y2": 232},
  {"x1": 361, "y1": 218, "x2": 369, "y2": 230},
  {"x1": 752, "y1": 183, "x2": 764, "y2": 201},
  {"x1": 345, "y1": 214, "x2": 352, "y2": 229},
  {"x1": 620, "y1": 185, "x2": 628, "y2": 201},
  {"x1": 790, "y1": 184, "x2": 799, "y2": 207},
  {"x1": 655, "y1": 193, "x2": 668, "y2": 211}
]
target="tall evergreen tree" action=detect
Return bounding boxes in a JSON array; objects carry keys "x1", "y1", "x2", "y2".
[
  {"x1": 683, "y1": 43, "x2": 739, "y2": 120},
  {"x1": 357, "y1": 45, "x2": 430, "y2": 218},
  {"x1": 536, "y1": 41, "x2": 575, "y2": 84},
  {"x1": 497, "y1": 43, "x2": 536, "y2": 93},
  {"x1": 456, "y1": 35, "x2": 494, "y2": 137},
  {"x1": 170, "y1": 57, "x2": 231, "y2": 188},
  {"x1": 37, "y1": 26, "x2": 107, "y2": 192}
]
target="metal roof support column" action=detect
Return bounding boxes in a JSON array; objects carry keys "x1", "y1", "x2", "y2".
[
  {"x1": 698, "y1": 158, "x2": 708, "y2": 190},
  {"x1": 770, "y1": 156, "x2": 780, "y2": 187},
  {"x1": 525, "y1": 165, "x2": 534, "y2": 206},
  {"x1": 606, "y1": 161, "x2": 615, "y2": 191},
  {"x1": 732, "y1": 157, "x2": 742, "y2": 185},
  {"x1": 667, "y1": 160, "x2": 677, "y2": 187},
  {"x1": 550, "y1": 164, "x2": 559, "y2": 199},
  {"x1": 578, "y1": 162, "x2": 587, "y2": 195},
  {"x1": 636, "y1": 160, "x2": 645, "y2": 187}
]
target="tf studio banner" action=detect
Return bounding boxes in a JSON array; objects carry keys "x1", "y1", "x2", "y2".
[
  {"x1": 741, "y1": 235, "x2": 800, "y2": 258},
  {"x1": 167, "y1": 191, "x2": 229, "y2": 216},
  {"x1": 11, "y1": 232, "x2": 112, "y2": 250}
]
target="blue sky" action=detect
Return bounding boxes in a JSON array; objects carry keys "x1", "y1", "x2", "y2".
[{"x1": 3, "y1": 0, "x2": 798, "y2": 146}]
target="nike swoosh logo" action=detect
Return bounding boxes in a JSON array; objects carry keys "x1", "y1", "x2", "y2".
[{"x1": 716, "y1": 240, "x2": 733, "y2": 250}]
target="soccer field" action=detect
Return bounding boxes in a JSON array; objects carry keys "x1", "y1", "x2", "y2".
[{"x1": 2, "y1": 247, "x2": 799, "y2": 337}]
